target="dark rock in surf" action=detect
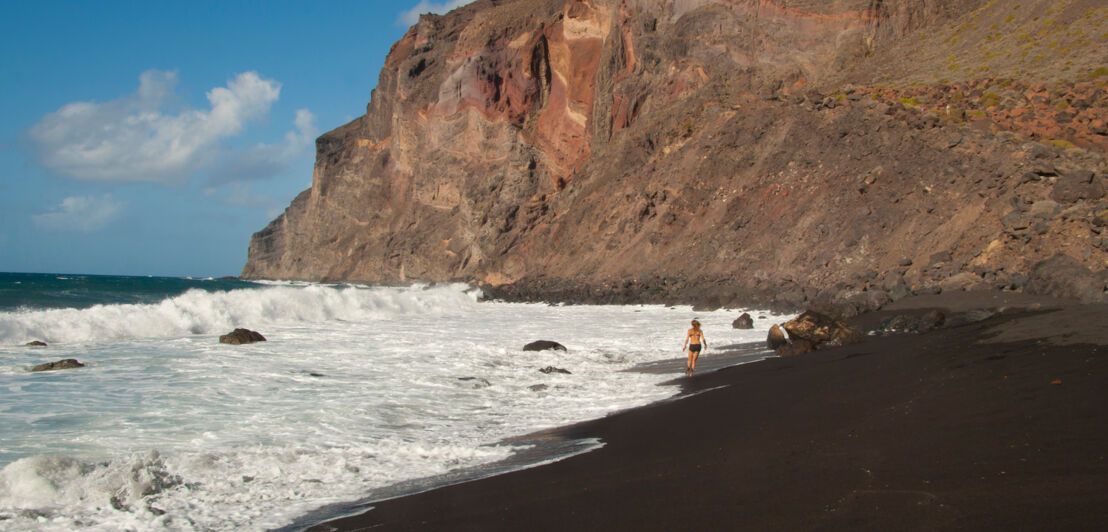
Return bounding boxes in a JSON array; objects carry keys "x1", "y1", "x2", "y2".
[
  {"x1": 732, "y1": 313, "x2": 754, "y2": 329},
  {"x1": 458, "y1": 377, "x2": 491, "y2": 388},
  {"x1": 26, "y1": 340, "x2": 48, "y2": 347},
  {"x1": 767, "y1": 325, "x2": 788, "y2": 350},
  {"x1": 539, "y1": 366, "x2": 571, "y2": 374},
  {"x1": 529, "y1": 384, "x2": 549, "y2": 391},
  {"x1": 32, "y1": 358, "x2": 84, "y2": 372},
  {"x1": 782, "y1": 311, "x2": 866, "y2": 351},
  {"x1": 523, "y1": 340, "x2": 566, "y2": 352},
  {"x1": 219, "y1": 328, "x2": 267, "y2": 345}
]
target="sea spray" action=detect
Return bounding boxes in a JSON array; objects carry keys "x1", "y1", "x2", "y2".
[
  {"x1": 0, "y1": 277, "x2": 785, "y2": 530},
  {"x1": 0, "y1": 282, "x2": 478, "y2": 345}
]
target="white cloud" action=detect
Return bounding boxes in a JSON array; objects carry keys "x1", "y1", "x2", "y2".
[
  {"x1": 32, "y1": 195, "x2": 124, "y2": 232},
  {"x1": 398, "y1": 0, "x2": 476, "y2": 26},
  {"x1": 26, "y1": 70, "x2": 303, "y2": 185}
]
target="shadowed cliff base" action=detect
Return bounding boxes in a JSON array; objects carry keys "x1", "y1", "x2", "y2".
[
  {"x1": 477, "y1": 249, "x2": 1108, "y2": 317},
  {"x1": 308, "y1": 293, "x2": 1108, "y2": 531}
]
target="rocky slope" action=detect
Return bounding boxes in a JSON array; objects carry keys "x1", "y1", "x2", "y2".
[{"x1": 243, "y1": 0, "x2": 1108, "y2": 311}]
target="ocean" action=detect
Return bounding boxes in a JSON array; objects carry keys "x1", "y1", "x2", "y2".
[{"x1": 0, "y1": 272, "x2": 781, "y2": 531}]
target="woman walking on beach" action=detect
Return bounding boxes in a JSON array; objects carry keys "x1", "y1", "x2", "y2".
[{"x1": 683, "y1": 319, "x2": 707, "y2": 376}]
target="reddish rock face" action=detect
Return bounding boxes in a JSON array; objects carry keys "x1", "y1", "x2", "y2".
[{"x1": 244, "y1": 0, "x2": 1108, "y2": 308}]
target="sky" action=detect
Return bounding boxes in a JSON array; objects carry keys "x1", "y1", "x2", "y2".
[{"x1": 0, "y1": 0, "x2": 476, "y2": 278}]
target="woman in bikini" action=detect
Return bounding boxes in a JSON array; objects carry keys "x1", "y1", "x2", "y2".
[{"x1": 683, "y1": 319, "x2": 707, "y2": 376}]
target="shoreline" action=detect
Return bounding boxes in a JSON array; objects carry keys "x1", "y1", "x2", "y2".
[
  {"x1": 305, "y1": 292, "x2": 1108, "y2": 531},
  {"x1": 275, "y1": 433, "x2": 605, "y2": 532},
  {"x1": 280, "y1": 345, "x2": 774, "y2": 531}
]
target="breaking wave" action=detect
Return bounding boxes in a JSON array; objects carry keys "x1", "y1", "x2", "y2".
[{"x1": 0, "y1": 283, "x2": 480, "y2": 345}]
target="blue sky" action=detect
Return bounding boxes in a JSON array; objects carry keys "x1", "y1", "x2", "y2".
[{"x1": 0, "y1": 0, "x2": 475, "y2": 278}]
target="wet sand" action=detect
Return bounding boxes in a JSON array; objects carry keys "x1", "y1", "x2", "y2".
[
  {"x1": 626, "y1": 341, "x2": 770, "y2": 376},
  {"x1": 308, "y1": 293, "x2": 1108, "y2": 531}
]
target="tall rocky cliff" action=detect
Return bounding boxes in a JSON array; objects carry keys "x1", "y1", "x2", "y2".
[{"x1": 243, "y1": 0, "x2": 1108, "y2": 310}]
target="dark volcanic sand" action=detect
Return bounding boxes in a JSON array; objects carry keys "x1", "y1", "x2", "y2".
[{"x1": 310, "y1": 294, "x2": 1108, "y2": 531}]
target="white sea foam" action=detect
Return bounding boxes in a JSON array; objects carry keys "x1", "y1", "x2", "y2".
[
  {"x1": 0, "y1": 283, "x2": 478, "y2": 345},
  {"x1": 0, "y1": 283, "x2": 785, "y2": 530}
]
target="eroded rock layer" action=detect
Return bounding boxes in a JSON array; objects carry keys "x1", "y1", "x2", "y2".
[{"x1": 244, "y1": 0, "x2": 1108, "y2": 309}]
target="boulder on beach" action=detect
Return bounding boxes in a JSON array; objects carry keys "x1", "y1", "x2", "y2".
[
  {"x1": 767, "y1": 325, "x2": 788, "y2": 350},
  {"x1": 25, "y1": 340, "x2": 48, "y2": 347},
  {"x1": 219, "y1": 328, "x2": 267, "y2": 345},
  {"x1": 732, "y1": 313, "x2": 754, "y2": 329},
  {"x1": 1025, "y1": 253, "x2": 1107, "y2": 303},
  {"x1": 782, "y1": 311, "x2": 866, "y2": 352},
  {"x1": 877, "y1": 309, "x2": 947, "y2": 335},
  {"x1": 523, "y1": 340, "x2": 566, "y2": 352},
  {"x1": 32, "y1": 358, "x2": 85, "y2": 372},
  {"x1": 775, "y1": 339, "x2": 815, "y2": 357},
  {"x1": 826, "y1": 289, "x2": 893, "y2": 319}
]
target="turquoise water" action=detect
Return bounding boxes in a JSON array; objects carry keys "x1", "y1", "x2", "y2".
[{"x1": 0, "y1": 272, "x2": 260, "y2": 312}]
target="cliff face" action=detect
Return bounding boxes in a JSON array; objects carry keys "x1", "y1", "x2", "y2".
[{"x1": 244, "y1": 0, "x2": 1108, "y2": 308}]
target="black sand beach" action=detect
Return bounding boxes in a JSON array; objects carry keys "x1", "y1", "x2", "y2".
[{"x1": 310, "y1": 293, "x2": 1108, "y2": 531}]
